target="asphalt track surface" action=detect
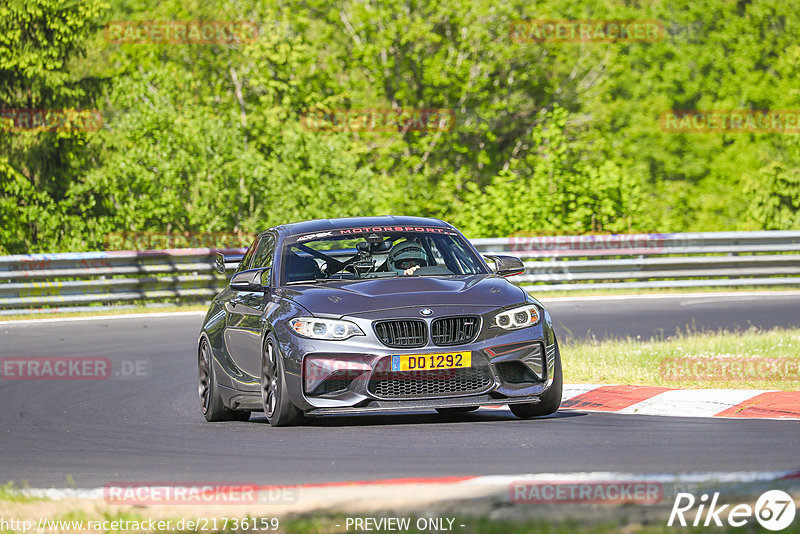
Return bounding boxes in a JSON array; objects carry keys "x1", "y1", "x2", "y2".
[{"x1": 1, "y1": 293, "x2": 798, "y2": 488}]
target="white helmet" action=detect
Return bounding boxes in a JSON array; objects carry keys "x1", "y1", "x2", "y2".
[{"x1": 388, "y1": 241, "x2": 428, "y2": 274}]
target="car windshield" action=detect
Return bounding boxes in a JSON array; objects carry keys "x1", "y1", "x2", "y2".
[{"x1": 280, "y1": 227, "x2": 488, "y2": 284}]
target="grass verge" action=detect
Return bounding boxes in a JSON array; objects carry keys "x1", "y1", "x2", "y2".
[
  {"x1": 563, "y1": 326, "x2": 800, "y2": 390},
  {"x1": 0, "y1": 304, "x2": 207, "y2": 322},
  {"x1": 1, "y1": 511, "x2": 799, "y2": 533},
  {"x1": 0, "y1": 483, "x2": 40, "y2": 503},
  {"x1": 281, "y1": 513, "x2": 800, "y2": 533}
]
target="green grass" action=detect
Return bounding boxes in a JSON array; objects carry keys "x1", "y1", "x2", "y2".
[
  {"x1": 0, "y1": 304, "x2": 207, "y2": 322},
  {"x1": 0, "y1": 482, "x2": 40, "y2": 503},
  {"x1": 563, "y1": 327, "x2": 800, "y2": 390},
  {"x1": 251, "y1": 513, "x2": 800, "y2": 534}
]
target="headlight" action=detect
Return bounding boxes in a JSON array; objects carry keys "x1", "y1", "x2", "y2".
[
  {"x1": 289, "y1": 317, "x2": 364, "y2": 340},
  {"x1": 493, "y1": 304, "x2": 541, "y2": 330}
]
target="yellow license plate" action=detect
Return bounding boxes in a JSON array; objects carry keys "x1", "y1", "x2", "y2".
[{"x1": 391, "y1": 352, "x2": 472, "y2": 372}]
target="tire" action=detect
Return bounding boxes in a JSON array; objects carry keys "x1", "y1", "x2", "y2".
[
  {"x1": 198, "y1": 338, "x2": 251, "y2": 422},
  {"x1": 261, "y1": 334, "x2": 305, "y2": 427},
  {"x1": 510, "y1": 340, "x2": 563, "y2": 419},
  {"x1": 435, "y1": 406, "x2": 479, "y2": 415}
]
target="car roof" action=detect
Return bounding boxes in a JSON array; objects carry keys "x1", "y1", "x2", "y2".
[{"x1": 273, "y1": 216, "x2": 453, "y2": 237}]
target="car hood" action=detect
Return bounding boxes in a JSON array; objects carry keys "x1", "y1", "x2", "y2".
[{"x1": 278, "y1": 275, "x2": 528, "y2": 316}]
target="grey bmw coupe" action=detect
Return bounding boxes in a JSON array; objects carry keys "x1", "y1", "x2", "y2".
[{"x1": 198, "y1": 216, "x2": 562, "y2": 426}]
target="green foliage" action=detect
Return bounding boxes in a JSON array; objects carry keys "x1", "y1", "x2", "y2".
[
  {"x1": 454, "y1": 107, "x2": 640, "y2": 236},
  {"x1": 745, "y1": 137, "x2": 800, "y2": 230},
  {"x1": 0, "y1": 0, "x2": 109, "y2": 253},
  {"x1": 1, "y1": 0, "x2": 799, "y2": 253}
]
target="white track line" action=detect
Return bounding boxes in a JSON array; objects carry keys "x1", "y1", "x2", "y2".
[
  {"x1": 561, "y1": 384, "x2": 612, "y2": 402},
  {"x1": 0, "y1": 310, "x2": 206, "y2": 326},
  {"x1": 539, "y1": 291, "x2": 800, "y2": 303},
  {"x1": 463, "y1": 470, "x2": 799, "y2": 486},
  {"x1": 20, "y1": 470, "x2": 799, "y2": 500}
]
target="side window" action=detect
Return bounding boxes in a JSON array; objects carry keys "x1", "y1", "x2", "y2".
[
  {"x1": 252, "y1": 234, "x2": 276, "y2": 269},
  {"x1": 235, "y1": 236, "x2": 261, "y2": 273}
]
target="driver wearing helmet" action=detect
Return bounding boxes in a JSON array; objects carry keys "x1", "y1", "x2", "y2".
[{"x1": 388, "y1": 241, "x2": 428, "y2": 275}]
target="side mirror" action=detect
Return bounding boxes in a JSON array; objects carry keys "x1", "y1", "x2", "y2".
[
  {"x1": 484, "y1": 255, "x2": 525, "y2": 277},
  {"x1": 214, "y1": 253, "x2": 226, "y2": 275},
  {"x1": 230, "y1": 268, "x2": 270, "y2": 291}
]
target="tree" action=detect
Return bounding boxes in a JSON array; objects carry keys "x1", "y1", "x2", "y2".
[
  {"x1": 0, "y1": 0, "x2": 108, "y2": 253},
  {"x1": 745, "y1": 137, "x2": 800, "y2": 230}
]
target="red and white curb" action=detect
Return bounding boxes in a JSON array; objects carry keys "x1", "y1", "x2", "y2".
[
  {"x1": 19, "y1": 470, "x2": 800, "y2": 502},
  {"x1": 556, "y1": 384, "x2": 800, "y2": 420},
  {"x1": 479, "y1": 384, "x2": 800, "y2": 420}
]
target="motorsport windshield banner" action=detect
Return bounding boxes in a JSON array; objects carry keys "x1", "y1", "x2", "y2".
[{"x1": 290, "y1": 227, "x2": 460, "y2": 243}]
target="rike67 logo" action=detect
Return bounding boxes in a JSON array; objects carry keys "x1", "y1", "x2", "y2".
[{"x1": 669, "y1": 490, "x2": 796, "y2": 531}]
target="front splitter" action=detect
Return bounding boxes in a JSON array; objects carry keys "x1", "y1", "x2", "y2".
[{"x1": 305, "y1": 394, "x2": 541, "y2": 416}]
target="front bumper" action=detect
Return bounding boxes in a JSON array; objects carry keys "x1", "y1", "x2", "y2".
[{"x1": 275, "y1": 306, "x2": 559, "y2": 412}]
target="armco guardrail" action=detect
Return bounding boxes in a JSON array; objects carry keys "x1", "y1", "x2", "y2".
[
  {"x1": 1, "y1": 231, "x2": 800, "y2": 314},
  {"x1": 471, "y1": 230, "x2": 800, "y2": 292},
  {"x1": 0, "y1": 248, "x2": 245, "y2": 314}
]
